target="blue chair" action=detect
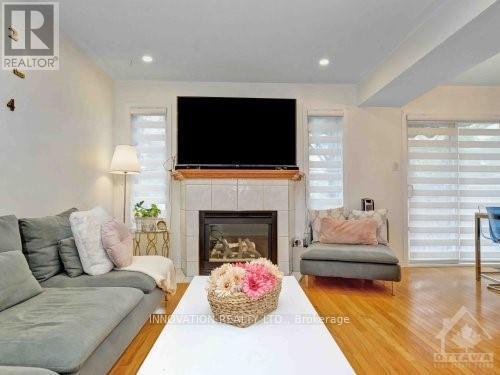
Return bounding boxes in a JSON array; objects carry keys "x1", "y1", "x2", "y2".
[
  {"x1": 486, "y1": 207, "x2": 500, "y2": 243},
  {"x1": 480, "y1": 207, "x2": 500, "y2": 292}
]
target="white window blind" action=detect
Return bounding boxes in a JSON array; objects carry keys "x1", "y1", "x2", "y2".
[
  {"x1": 407, "y1": 120, "x2": 500, "y2": 263},
  {"x1": 308, "y1": 114, "x2": 343, "y2": 210},
  {"x1": 130, "y1": 110, "x2": 168, "y2": 221}
]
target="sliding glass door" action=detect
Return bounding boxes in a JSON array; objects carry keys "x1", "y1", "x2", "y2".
[{"x1": 407, "y1": 120, "x2": 500, "y2": 263}]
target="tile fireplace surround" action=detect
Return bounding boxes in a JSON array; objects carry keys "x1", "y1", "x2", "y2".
[{"x1": 180, "y1": 179, "x2": 296, "y2": 277}]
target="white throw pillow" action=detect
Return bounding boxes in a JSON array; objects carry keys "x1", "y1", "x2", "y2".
[
  {"x1": 309, "y1": 207, "x2": 351, "y2": 242},
  {"x1": 348, "y1": 209, "x2": 388, "y2": 245},
  {"x1": 70, "y1": 207, "x2": 114, "y2": 275}
]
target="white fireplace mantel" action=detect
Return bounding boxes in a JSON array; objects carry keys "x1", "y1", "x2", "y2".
[{"x1": 180, "y1": 178, "x2": 296, "y2": 276}]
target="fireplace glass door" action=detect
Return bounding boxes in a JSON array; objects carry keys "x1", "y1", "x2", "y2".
[{"x1": 199, "y1": 211, "x2": 277, "y2": 275}]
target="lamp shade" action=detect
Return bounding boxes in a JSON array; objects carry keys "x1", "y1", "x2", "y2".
[{"x1": 109, "y1": 145, "x2": 141, "y2": 174}]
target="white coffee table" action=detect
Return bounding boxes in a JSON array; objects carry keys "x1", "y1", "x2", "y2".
[{"x1": 139, "y1": 276, "x2": 354, "y2": 375}]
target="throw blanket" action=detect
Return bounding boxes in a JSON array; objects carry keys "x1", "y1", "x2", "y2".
[{"x1": 118, "y1": 256, "x2": 176, "y2": 294}]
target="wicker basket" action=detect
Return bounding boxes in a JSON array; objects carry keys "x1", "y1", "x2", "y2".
[{"x1": 207, "y1": 281, "x2": 282, "y2": 328}]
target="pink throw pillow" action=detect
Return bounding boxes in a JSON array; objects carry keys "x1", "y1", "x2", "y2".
[
  {"x1": 101, "y1": 218, "x2": 133, "y2": 268},
  {"x1": 318, "y1": 217, "x2": 378, "y2": 245}
]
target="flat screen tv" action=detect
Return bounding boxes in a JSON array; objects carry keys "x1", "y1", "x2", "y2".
[{"x1": 176, "y1": 96, "x2": 297, "y2": 169}]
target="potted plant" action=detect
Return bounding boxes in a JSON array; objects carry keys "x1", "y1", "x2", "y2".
[{"x1": 133, "y1": 201, "x2": 162, "y2": 231}]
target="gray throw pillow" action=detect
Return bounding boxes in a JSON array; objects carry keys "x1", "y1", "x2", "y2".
[
  {"x1": 0, "y1": 215, "x2": 22, "y2": 253},
  {"x1": 58, "y1": 237, "x2": 84, "y2": 277},
  {"x1": 19, "y1": 208, "x2": 78, "y2": 282},
  {"x1": 0, "y1": 251, "x2": 42, "y2": 312}
]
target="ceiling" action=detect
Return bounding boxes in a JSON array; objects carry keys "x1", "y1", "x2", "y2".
[
  {"x1": 452, "y1": 52, "x2": 500, "y2": 86},
  {"x1": 56, "y1": 0, "x2": 446, "y2": 83}
]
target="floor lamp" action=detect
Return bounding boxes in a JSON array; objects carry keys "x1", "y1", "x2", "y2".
[{"x1": 110, "y1": 145, "x2": 141, "y2": 223}]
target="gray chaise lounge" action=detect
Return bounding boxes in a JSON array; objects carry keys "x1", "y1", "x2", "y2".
[
  {"x1": 0, "y1": 215, "x2": 163, "y2": 375},
  {"x1": 300, "y1": 224, "x2": 401, "y2": 293}
]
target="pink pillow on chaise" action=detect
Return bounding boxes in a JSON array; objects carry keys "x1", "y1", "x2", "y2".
[
  {"x1": 318, "y1": 217, "x2": 378, "y2": 245},
  {"x1": 101, "y1": 218, "x2": 133, "y2": 268}
]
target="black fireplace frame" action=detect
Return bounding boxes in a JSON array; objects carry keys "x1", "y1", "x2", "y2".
[{"x1": 199, "y1": 211, "x2": 278, "y2": 275}]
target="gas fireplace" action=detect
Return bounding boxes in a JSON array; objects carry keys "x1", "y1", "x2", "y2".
[{"x1": 199, "y1": 211, "x2": 277, "y2": 275}]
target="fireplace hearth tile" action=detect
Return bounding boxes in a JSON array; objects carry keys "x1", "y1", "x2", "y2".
[
  {"x1": 237, "y1": 186, "x2": 264, "y2": 210},
  {"x1": 186, "y1": 211, "x2": 199, "y2": 237},
  {"x1": 186, "y1": 184, "x2": 212, "y2": 211},
  {"x1": 212, "y1": 179, "x2": 237, "y2": 185},
  {"x1": 278, "y1": 211, "x2": 289, "y2": 236},
  {"x1": 237, "y1": 179, "x2": 263, "y2": 186},
  {"x1": 186, "y1": 236, "x2": 198, "y2": 261},
  {"x1": 212, "y1": 185, "x2": 237, "y2": 210},
  {"x1": 182, "y1": 179, "x2": 212, "y2": 185},
  {"x1": 278, "y1": 237, "x2": 290, "y2": 262},
  {"x1": 264, "y1": 186, "x2": 289, "y2": 210},
  {"x1": 262, "y1": 179, "x2": 289, "y2": 186}
]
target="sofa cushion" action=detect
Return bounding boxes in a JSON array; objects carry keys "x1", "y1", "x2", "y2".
[
  {"x1": 0, "y1": 366, "x2": 58, "y2": 375},
  {"x1": 348, "y1": 209, "x2": 389, "y2": 245},
  {"x1": 318, "y1": 217, "x2": 378, "y2": 245},
  {"x1": 19, "y1": 208, "x2": 77, "y2": 281},
  {"x1": 70, "y1": 207, "x2": 114, "y2": 275},
  {"x1": 58, "y1": 237, "x2": 84, "y2": 277},
  {"x1": 0, "y1": 251, "x2": 42, "y2": 312},
  {"x1": 0, "y1": 215, "x2": 22, "y2": 253},
  {"x1": 301, "y1": 243, "x2": 399, "y2": 264},
  {"x1": 309, "y1": 207, "x2": 350, "y2": 242},
  {"x1": 40, "y1": 269, "x2": 157, "y2": 293},
  {"x1": 102, "y1": 218, "x2": 133, "y2": 268},
  {"x1": 0, "y1": 287, "x2": 143, "y2": 374}
]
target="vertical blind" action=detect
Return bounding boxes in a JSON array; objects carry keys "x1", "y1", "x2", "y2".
[
  {"x1": 130, "y1": 110, "x2": 168, "y2": 222},
  {"x1": 407, "y1": 120, "x2": 500, "y2": 263},
  {"x1": 308, "y1": 114, "x2": 343, "y2": 210}
]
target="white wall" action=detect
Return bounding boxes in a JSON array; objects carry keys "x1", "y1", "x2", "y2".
[
  {"x1": 0, "y1": 35, "x2": 114, "y2": 217},
  {"x1": 404, "y1": 85, "x2": 500, "y2": 115},
  {"x1": 344, "y1": 107, "x2": 404, "y2": 260}
]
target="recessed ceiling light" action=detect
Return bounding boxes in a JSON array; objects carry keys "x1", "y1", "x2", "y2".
[
  {"x1": 142, "y1": 55, "x2": 153, "y2": 63},
  {"x1": 319, "y1": 58, "x2": 330, "y2": 67}
]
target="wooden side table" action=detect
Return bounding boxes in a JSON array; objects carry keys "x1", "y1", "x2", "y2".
[{"x1": 133, "y1": 229, "x2": 170, "y2": 258}]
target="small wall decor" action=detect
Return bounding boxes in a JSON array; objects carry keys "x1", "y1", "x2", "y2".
[
  {"x1": 8, "y1": 26, "x2": 18, "y2": 41},
  {"x1": 13, "y1": 69, "x2": 25, "y2": 79},
  {"x1": 6, "y1": 99, "x2": 15, "y2": 112}
]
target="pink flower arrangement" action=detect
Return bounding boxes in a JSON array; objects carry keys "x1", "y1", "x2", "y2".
[{"x1": 207, "y1": 258, "x2": 283, "y2": 299}]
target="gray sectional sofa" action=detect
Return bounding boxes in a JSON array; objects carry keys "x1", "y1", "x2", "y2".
[{"x1": 0, "y1": 214, "x2": 163, "y2": 374}]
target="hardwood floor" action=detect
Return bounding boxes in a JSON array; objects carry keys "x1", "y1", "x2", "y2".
[
  {"x1": 110, "y1": 268, "x2": 500, "y2": 374},
  {"x1": 108, "y1": 283, "x2": 189, "y2": 375}
]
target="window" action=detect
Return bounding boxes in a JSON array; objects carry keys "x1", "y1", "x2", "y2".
[
  {"x1": 307, "y1": 113, "x2": 343, "y2": 210},
  {"x1": 407, "y1": 120, "x2": 500, "y2": 263},
  {"x1": 130, "y1": 110, "x2": 168, "y2": 222}
]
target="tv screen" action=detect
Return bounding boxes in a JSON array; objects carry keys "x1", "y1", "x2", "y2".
[{"x1": 177, "y1": 97, "x2": 296, "y2": 168}]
